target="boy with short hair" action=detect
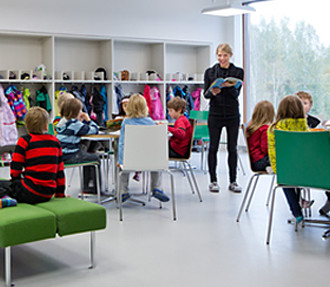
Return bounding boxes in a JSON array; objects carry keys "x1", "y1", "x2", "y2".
[
  {"x1": 295, "y1": 91, "x2": 321, "y2": 128},
  {"x1": 0, "y1": 106, "x2": 66, "y2": 205},
  {"x1": 167, "y1": 97, "x2": 193, "y2": 158}
]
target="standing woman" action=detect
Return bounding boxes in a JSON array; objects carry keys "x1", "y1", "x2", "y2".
[{"x1": 204, "y1": 43, "x2": 244, "y2": 193}]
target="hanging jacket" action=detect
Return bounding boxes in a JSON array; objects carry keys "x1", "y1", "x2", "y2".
[
  {"x1": 113, "y1": 84, "x2": 125, "y2": 116},
  {"x1": 80, "y1": 85, "x2": 92, "y2": 115},
  {"x1": 166, "y1": 86, "x2": 175, "y2": 120},
  {"x1": 36, "y1": 86, "x2": 52, "y2": 112},
  {"x1": 182, "y1": 86, "x2": 195, "y2": 112},
  {"x1": 150, "y1": 86, "x2": 164, "y2": 120},
  {"x1": 91, "y1": 86, "x2": 104, "y2": 126},
  {"x1": 191, "y1": 87, "x2": 202, "y2": 111},
  {"x1": 0, "y1": 84, "x2": 18, "y2": 146},
  {"x1": 71, "y1": 85, "x2": 87, "y2": 113},
  {"x1": 100, "y1": 84, "x2": 108, "y2": 121},
  {"x1": 4, "y1": 85, "x2": 27, "y2": 122},
  {"x1": 143, "y1": 85, "x2": 152, "y2": 116},
  {"x1": 22, "y1": 87, "x2": 31, "y2": 111}
]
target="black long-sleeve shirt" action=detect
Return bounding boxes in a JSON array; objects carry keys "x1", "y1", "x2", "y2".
[{"x1": 204, "y1": 63, "x2": 244, "y2": 119}]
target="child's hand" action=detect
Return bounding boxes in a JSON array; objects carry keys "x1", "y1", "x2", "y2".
[{"x1": 79, "y1": 112, "x2": 90, "y2": 122}]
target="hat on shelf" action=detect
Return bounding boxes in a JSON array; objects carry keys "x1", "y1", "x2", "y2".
[{"x1": 94, "y1": 67, "x2": 107, "y2": 80}]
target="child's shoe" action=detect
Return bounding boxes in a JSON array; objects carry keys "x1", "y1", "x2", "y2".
[
  {"x1": 301, "y1": 198, "x2": 315, "y2": 209},
  {"x1": 133, "y1": 172, "x2": 141, "y2": 182},
  {"x1": 0, "y1": 196, "x2": 17, "y2": 208},
  {"x1": 152, "y1": 189, "x2": 170, "y2": 202},
  {"x1": 265, "y1": 166, "x2": 274, "y2": 174}
]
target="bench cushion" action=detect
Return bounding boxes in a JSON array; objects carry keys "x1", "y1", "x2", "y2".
[
  {"x1": 36, "y1": 197, "x2": 106, "y2": 236},
  {"x1": 0, "y1": 204, "x2": 56, "y2": 248}
]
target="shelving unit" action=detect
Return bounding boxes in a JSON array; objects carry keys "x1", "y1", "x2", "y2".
[{"x1": 0, "y1": 31, "x2": 211, "y2": 120}]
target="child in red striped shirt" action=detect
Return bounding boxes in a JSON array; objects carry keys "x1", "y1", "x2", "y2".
[{"x1": 0, "y1": 107, "x2": 66, "y2": 204}]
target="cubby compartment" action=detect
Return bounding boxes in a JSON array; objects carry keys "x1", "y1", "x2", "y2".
[
  {"x1": 54, "y1": 37, "x2": 112, "y2": 82},
  {"x1": 165, "y1": 43, "x2": 210, "y2": 83},
  {"x1": 113, "y1": 40, "x2": 165, "y2": 82},
  {"x1": 0, "y1": 33, "x2": 53, "y2": 80}
]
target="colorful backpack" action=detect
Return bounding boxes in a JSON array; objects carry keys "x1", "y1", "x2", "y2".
[
  {"x1": 150, "y1": 86, "x2": 164, "y2": 120},
  {"x1": 0, "y1": 84, "x2": 18, "y2": 146},
  {"x1": 191, "y1": 88, "x2": 202, "y2": 111}
]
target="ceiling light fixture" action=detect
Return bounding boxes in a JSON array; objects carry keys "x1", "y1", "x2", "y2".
[{"x1": 202, "y1": 1, "x2": 256, "y2": 17}]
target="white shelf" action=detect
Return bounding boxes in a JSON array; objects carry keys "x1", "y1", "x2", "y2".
[{"x1": 0, "y1": 31, "x2": 211, "y2": 119}]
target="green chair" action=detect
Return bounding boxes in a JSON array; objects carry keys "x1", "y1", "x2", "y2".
[
  {"x1": 189, "y1": 110, "x2": 209, "y2": 171},
  {"x1": 266, "y1": 130, "x2": 330, "y2": 244}
]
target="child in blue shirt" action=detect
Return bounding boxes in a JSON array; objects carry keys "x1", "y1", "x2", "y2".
[{"x1": 118, "y1": 93, "x2": 169, "y2": 202}]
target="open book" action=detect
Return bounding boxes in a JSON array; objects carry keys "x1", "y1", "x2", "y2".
[{"x1": 207, "y1": 77, "x2": 243, "y2": 93}]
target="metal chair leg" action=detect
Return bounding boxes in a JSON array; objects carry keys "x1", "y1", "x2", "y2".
[
  {"x1": 168, "y1": 171, "x2": 177, "y2": 221},
  {"x1": 94, "y1": 164, "x2": 101, "y2": 204},
  {"x1": 182, "y1": 162, "x2": 195, "y2": 194},
  {"x1": 266, "y1": 175, "x2": 276, "y2": 207},
  {"x1": 236, "y1": 174, "x2": 256, "y2": 222},
  {"x1": 184, "y1": 160, "x2": 203, "y2": 202},
  {"x1": 245, "y1": 176, "x2": 260, "y2": 212},
  {"x1": 238, "y1": 153, "x2": 246, "y2": 176},
  {"x1": 266, "y1": 186, "x2": 280, "y2": 245}
]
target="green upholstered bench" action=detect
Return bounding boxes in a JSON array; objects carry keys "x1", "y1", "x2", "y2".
[{"x1": 0, "y1": 197, "x2": 107, "y2": 287}]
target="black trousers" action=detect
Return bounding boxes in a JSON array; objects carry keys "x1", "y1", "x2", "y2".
[{"x1": 207, "y1": 116, "x2": 239, "y2": 183}]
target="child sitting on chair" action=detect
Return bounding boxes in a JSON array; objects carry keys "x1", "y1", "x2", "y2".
[
  {"x1": 0, "y1": 107, "x2": 65, "y2": 205},
  {"x1": 56, "y1": 97, "x2": 101, "y2": 194},
  {"x1": 246, "y1": 100, "x2": 274, "y2": 172},
  {"x1": 268, "y1": 95, "x2": 309, "y2": 224},
  {"x1": 53, "y1": 92, "x2": 74, "y2": 133},
  {"x1": 118, "y1": 93, "x2": 170, "y2": 203},
  {"x1": 167, "y1": 96, "x2": 193, "y2": 158},
  {"x1": 295, "y1": 91, "x2": 321, "y2": 128}
]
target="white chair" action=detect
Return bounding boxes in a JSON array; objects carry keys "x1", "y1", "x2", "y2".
[{"x1": 118, "y1": 124, "x2": 176, "y2": 221}]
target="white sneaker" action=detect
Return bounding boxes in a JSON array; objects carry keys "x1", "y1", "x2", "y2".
[
  {"x1": 209, "y1": 182, "x2": 220, "y2": 193},
  {"x1": 228, "y1": 182, "x2": 242, "y2": 193}
]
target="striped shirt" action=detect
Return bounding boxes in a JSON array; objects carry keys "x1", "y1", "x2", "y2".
[
  {"x1": 56, "y1": 118, "x2": 99, "y2": 159},
  {"x1": 10, "y1": 133, "x2": 65, "y2": 199}
]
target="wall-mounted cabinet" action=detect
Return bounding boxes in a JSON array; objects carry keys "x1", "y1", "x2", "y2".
[{"x1": 0, "y1": 31, "x2": 211, "y2": 120}]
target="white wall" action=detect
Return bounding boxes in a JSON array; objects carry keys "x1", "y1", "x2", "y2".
[{"x1": 0, "y1": 0, "x2": 244, "y2": 66}]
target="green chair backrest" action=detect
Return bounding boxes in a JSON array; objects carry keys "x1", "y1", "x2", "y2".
[
  {"x1": 275, "y1": 130, "x2": 330, "y2": 190},
  {"x1": 48, "y1": 123, "x2": 55, "y2": 136},
  {"x1": 189, "y1": 110, "x2": 209, "y2": 140},
  {"x1": 190, "y1": 110, "x2": 209, "y2": 121}
]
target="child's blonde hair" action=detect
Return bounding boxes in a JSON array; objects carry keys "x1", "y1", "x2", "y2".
[
  {"x1": 57, "y1": 92, "x2": 74, "y2": 115},
  {"x1": 270, "y1": 95, "x2": 305, "y2": 130},
  {"x1": 61, "y1": 98, "x2": 82, "y2": 120},
  {"x1": 25, "y1": 107, "x2": 49, "y2": 134},
  {"x1": 126, "y1": 93, "x2": 148, "y2": 118},
  {"x1": 216, "y1": 43, "x2": 233, "y2": 55},
  {"x1": 295, "y1": 91, "x2": 313, "y2": 106},
  {"x1": 246, "y1": 100, "x2": 274, "y2": 136},
  {"x1": 167, "y1": 96, "x2": 186, "y2": 114}
]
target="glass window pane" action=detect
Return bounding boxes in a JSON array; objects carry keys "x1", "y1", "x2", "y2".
[{"x1": 247, "y1": 0, "x2": 330, "y2": 123}]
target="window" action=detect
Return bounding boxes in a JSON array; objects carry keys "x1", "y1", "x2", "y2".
[{"x1": 246, "y1": 0, "x2": 330, "y2": 122}]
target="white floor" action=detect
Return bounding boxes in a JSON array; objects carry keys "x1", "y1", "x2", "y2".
[{"x1": 1, "y1": 151, "x2": 329, "y2": 287}]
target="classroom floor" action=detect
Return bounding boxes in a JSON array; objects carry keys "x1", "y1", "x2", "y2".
[{"x1": 0, "y1": 150, "x2": 329, "y2": 287}]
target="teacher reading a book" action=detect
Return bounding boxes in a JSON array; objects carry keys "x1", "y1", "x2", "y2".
[{"x1": 204, "y1": 43, "x2": 244, "y2": 193}]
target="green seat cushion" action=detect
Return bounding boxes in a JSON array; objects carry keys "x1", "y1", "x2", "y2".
[
  {"x1": 0, "y1": 204, "x2": 56, "y2": 248},
  {"x1": 36, "y1": 197, "x2": 106, "y2": 236}
]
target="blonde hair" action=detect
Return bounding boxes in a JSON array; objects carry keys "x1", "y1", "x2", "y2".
[
  {"x1": 246, "y1": 101, "x2": 275, "y2": 136},
  {"x1": 126, "y1": 93, "x2": 148, "y2": 118},
  {"x1": 295, "y1": 91, "x2": 313, "y2": 106},
  {"x1": 57, "y1": 92, "x2": 74, "y2": 115},
  {"x1": 216, "y1": 43, "x2": 233, "y2": 55},
  {"x1": 25, "y1": 106, "x2": 49, "y2": 134},
  {"x1": 167, "y1": 96, "x2": 186, "y2": 114},
  {"x1": 270, "y1": 95, "x2": 305, "y2": 130},
  {"x1": 61, "y1": 97, "x2": 82, "y2": 120}
]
